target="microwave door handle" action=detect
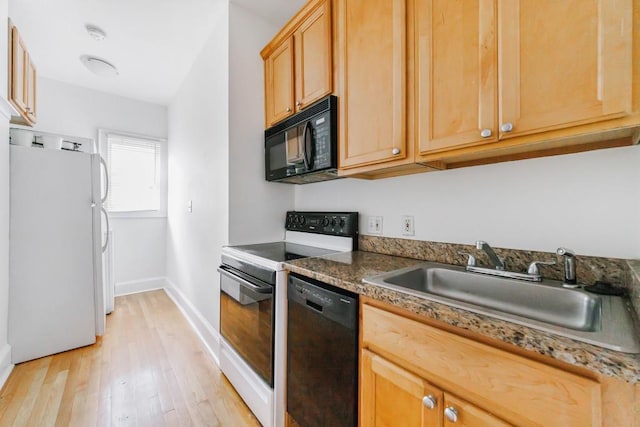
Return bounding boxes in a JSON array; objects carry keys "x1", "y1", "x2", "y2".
[{"x1": 302, "y1": 121, "x2": 313, "y2": 170}]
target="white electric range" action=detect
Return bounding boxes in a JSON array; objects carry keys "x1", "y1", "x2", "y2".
[{"x1": 219, "y1": 211, "x2": 359, "y2": 427}]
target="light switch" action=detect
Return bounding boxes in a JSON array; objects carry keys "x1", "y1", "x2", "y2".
[{"x1": 187, "y1": 200, "x2": 193, "y2": 213}]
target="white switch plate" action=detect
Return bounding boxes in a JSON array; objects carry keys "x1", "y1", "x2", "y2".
[
  {"x1": 367, "y1": 216, "x2": 383, "y2": 235},
  {"x1": 401, "y1": 215, "x2": 414, "y2": 236},
  {"x1": 187, "y1": 200, "x2": 193, "y2": 213}
]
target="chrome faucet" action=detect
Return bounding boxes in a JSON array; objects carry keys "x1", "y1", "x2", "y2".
[
  {"x1": 459, "y1": 241, "x2": 553, "y2": 282},
  {"x1": 475, "y1": 240, "x2": 505, "y2": 270},
  {"x1": 557, "y1": 247, "x2": 578, "y2": 288}
]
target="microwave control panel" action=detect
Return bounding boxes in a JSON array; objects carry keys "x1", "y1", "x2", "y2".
[{"x1": 313, "y1": 113, "x2": 331, "y2": 169}]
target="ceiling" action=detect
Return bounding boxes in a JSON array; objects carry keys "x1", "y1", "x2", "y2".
[{"x1": 9, "y1": 0, "x2": 305, "y2": 106}]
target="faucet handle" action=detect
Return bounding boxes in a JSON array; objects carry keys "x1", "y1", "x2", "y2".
[
  {"x1": 527, "y1": 260, "x2": 556, "y2": 276},
  {"x1": 556, "y1": 247, "x2": 575, "y2": 257},
  {"x1": 458, "y1": 252, "x2": 477, "y2": 267}
]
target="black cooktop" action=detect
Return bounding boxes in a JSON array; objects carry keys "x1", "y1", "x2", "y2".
[{"x1": 228, "y1": 241, "x2": 338, "y2": 263}]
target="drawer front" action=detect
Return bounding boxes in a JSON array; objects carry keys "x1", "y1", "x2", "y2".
[{"x1": 361, "y1": 304, "x2": 601, "y2": 427}]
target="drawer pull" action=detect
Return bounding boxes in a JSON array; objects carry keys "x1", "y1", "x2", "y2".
[
  {"x1": 444, "y1": 406, "x2": 458, "y2": 423},
  {"x1": 422, "y1": 395, "x2": 437, "y2": 410}
]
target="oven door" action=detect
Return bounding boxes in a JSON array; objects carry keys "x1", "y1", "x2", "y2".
[{"x1": 218, "y1": 265, "x2": 275, "y2": 387}]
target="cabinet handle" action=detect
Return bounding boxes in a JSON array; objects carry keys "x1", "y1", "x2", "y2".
[
  {"x1": 422, "y1": 395, "x2": 437, "y2": 410},
  {"x1": 392, "y1": 147, "x2": 400, "y2": 155},
  {"x1": 444, "y1": 407, "x2": 458, "y2": 423},
  {"x1": 286, "y1": 107, "x2": 292, "y2": 113},
  {"x1": 480, "y1": 128, "x2": 492, "y2": 138},
  {"x1": 500, "y1": 122, "x2": 514, "y2": 132},
  {"x1": 296, "y1": 100, "x2": 302, "y2": 107}
]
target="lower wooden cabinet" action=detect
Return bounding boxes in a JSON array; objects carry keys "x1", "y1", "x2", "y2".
[
  {"x1": 360, "y1": 302, "x2": 604, "y2": 427},
  {"x1": 362, "y1": 349, "x2": 511, "y2": 426}
]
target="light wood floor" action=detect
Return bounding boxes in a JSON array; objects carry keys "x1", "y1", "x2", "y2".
[{"x1": 0, "y1": 290, "x2": 260, "y2": 427}]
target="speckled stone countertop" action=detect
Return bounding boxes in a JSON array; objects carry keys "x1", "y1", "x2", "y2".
[{"x1": 284, "y1": 251, "x2": 640, "y2": 384}]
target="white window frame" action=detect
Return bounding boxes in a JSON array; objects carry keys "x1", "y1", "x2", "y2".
[{"x1": 98, "y1": 129, "x2": 168, "y2": 219}]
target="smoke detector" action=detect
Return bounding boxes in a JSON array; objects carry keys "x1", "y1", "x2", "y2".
[
  {"x1": 80, "y1": 55, "x2": 119, "y2": 77},
  {"x1": 85, "y1": 24, "x2": 106, "y2": 41}
]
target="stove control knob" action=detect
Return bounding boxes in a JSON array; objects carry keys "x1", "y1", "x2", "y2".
[
  {"x1": 330, "y1": 218, "x2": 337, "y2": 226},
  {"x1": 299, "y1": 216, "x2": 306, "y2": 225},
  {"x1": 322, "y1": 218, "x2": 329, "y2": 226},
  {"x1": 339, "y1": 218, "x2": 346, "y2": 228}
]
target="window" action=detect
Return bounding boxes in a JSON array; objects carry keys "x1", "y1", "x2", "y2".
[{"x1": 99, "y1": 130, "x2": 166, "y2": 216}]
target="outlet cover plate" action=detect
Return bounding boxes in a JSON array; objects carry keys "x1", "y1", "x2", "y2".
[
  {"x1": 401, "y1": 215, "x2": 414, "y2": 236},
  {"x1": 367, "y1": 216, "x2": 383, "y2": 235}
]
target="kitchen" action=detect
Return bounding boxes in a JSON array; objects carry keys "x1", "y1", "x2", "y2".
[{"x1": 0, "y1": 0, "x2": 639, "y2": 426}]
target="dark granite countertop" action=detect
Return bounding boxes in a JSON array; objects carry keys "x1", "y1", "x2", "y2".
[{"x1": 284, "y1": 251, "x2": 640, "y2": 384}]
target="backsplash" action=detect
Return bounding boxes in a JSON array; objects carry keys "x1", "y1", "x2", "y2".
[
  {"x1": 627, "y1": 260, "x2": 640, "y2": 320},
  {"x1": 359, "y1": 236, "x2": 630, "y2": 288}
]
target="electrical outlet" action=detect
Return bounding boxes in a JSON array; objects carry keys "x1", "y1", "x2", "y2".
[
  {"x1": 367, "y1": 216, "x2": 383, "y2": 235},
  {"x1": 401, "y1": 215, "x2": 414, "y2": 236}
]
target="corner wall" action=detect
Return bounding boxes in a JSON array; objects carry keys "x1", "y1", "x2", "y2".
[
  {"x1": 166, "y1": 4, "x2": 230, "y2": 332},
  {"x1": 296, "y1": 146, "x2": 640, "y2": 259},
  {"x1": 228, "y1": 3, "x2": 294, "y2": 245}
]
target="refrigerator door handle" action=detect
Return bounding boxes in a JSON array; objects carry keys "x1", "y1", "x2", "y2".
[
  {"x1": 101, "y1": 207, "x2": 110, "y2": 253},
  {"x1": 100, "y1": 157, "x2": 109, "y2": 204}
]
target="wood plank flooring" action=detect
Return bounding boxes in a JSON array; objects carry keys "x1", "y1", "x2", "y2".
[{"x1": 0, "y1": 290, "x2": 260, "y2": 427}]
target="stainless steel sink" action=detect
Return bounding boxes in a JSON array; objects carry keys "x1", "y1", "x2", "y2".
[{"x1": 363, "y1": 262, "x2": 640, "y2": 353}]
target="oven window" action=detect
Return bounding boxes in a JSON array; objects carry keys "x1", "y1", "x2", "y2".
[{"x1": 220, "y1": 272, "x2": 274, "y2": 386}]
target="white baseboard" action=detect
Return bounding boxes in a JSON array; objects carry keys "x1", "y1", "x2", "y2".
[
  {"x1": 115, "y1": 277, "x2": 167, "y2": 296},
  {"x1": 0, "y1": 344, "x2": 14, "y2": 390},
  {"x1": 163, "y1": 279, "x2": 220, "y2": 365}
]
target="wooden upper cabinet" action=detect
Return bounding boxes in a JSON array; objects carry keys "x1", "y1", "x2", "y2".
[
  {"x1": 337, "y1": 0, "x2": 408, "y2": 169},
  {"x1": 416, "y1": 0, "x2": 497, "y2": 154},
  {"x1": 262, "y1": 0, "x2": 332, "y2": 128},
  {"x1": 416, "y1": 0, "x2": 633, "y2": 157},
  {"x1": 9, "y1": 24, "x2": 37, "y2": 126},
  {"x1": 499, "y1": 0, "x2": 632, "y2": 138},
  {"x1": 294, "y1": 0, "x2": 332, "y2": 111},
  {"x1": 265, "y1": 39, "x2": 295, "y2": 127}
]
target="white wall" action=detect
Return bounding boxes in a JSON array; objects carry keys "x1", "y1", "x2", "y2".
[
  {"x1": 0, "y1": 0, "x2": 9, "y2": 100},
  {"x1": 166, "y1": 4, "x2": 229, "y2": 331},
  {"x1": 1, "y1": 0, "x2": 14, "y2": 384},
  {"x1": 296, "y1": 146, "x2": 640, "y2": 259},
  {"x1": 36, "y1": 77, "x2": 168, "y2": 284},
  {"x1": 228, "y1": 3, "x2": 294, "y2": 245}
]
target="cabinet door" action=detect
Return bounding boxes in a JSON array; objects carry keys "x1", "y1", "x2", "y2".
[
  {"x1": 361, "y1": 350, "x2": 442, "y2": 427},
  {"x1": 294, "y1": 0, "x2": 332, "y2": 111},
  {"x1": 443, "y1": 395, "x2": 512, "y2": 427},
  {"x1": 499, "y1": 0, "x2": 632, "y2": 138},
  {"x1": 25, "y1": 57, "x2": 37, "y2": 123},
  {"x1": 265, "y1": 38, "x2": 295, "y2": 127},
  {"x1": 416, "y1": 0, "x2": 497, "y2": 154},
  {"x1": 337, "y1": 0, "x2": 407, "y2": 169},
  {"x1": 10, "y1": 27, "x2": 28, "y2": 113}
]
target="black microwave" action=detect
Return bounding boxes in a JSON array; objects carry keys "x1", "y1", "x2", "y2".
[{"x1": 265, "y1": 95, "x2": 340, "y2": 184}]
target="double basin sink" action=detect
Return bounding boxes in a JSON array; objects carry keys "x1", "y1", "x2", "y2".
[{"x1": 363, "y1": 262, "x2": 640, "y2": 353}]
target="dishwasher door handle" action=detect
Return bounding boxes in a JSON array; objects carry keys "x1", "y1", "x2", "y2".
[{"x1": 305, "y1": 299, "x2": 324, "y2": 313}]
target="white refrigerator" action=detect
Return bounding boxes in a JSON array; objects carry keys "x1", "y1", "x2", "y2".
[{"x1": 9, "y1": 145, "x2": 107, "y2": 364}]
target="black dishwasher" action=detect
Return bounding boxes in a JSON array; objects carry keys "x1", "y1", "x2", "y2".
[{"x1": 287, "y1": 273, "x2": 358, "y2": 427}]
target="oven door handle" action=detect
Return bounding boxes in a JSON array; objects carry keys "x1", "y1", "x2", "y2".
[{"x1": 218, "y1": 267, "x2": 272, "y2": 294}]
